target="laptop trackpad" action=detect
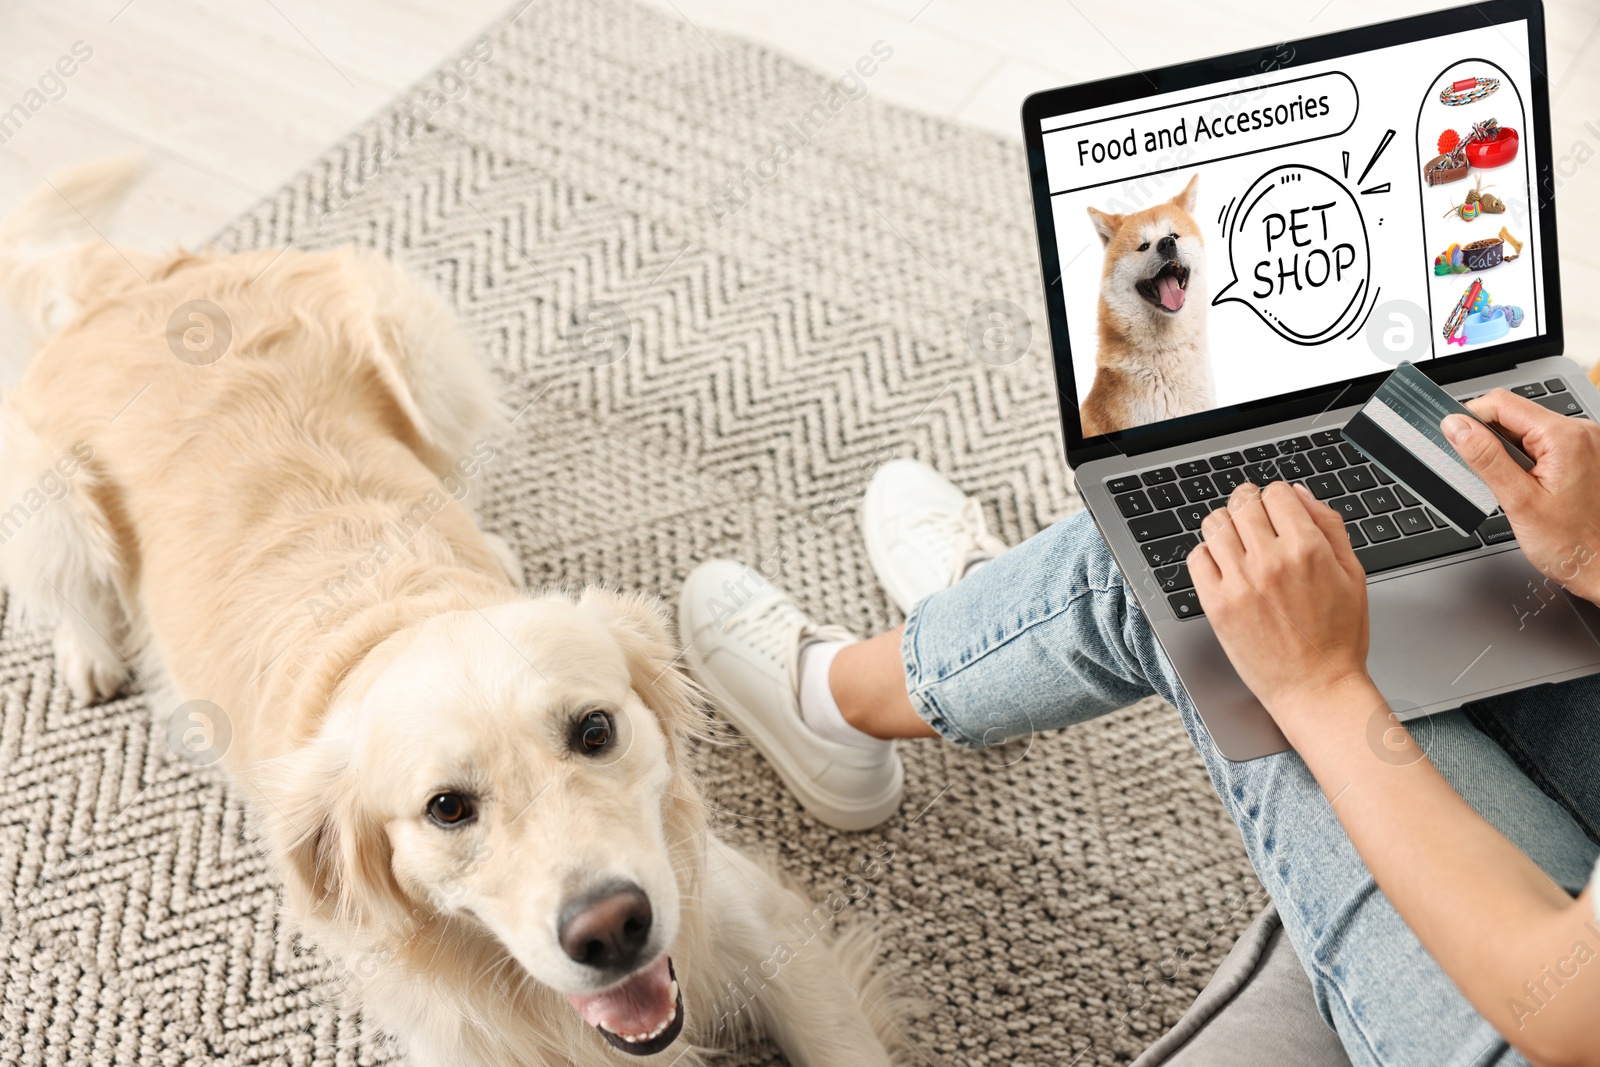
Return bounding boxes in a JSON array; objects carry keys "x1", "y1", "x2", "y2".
[{"x1": 1366, "y1": 547, "x2": 1600, "y2": 717}]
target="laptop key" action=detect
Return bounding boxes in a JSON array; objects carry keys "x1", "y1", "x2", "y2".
[
  {"x1": 1243, "y1": 444, "x2": 1278, "y2": 462},
  {"x1": 1338, "y1": 442, "x2": 1364, "y2": 465},
  {"x1": 1338, "y1": 465, "x2": 1378, "y2": 493},
  {"x1": 1149, "y1": 483, "x2": 1186, "y2": 510},
  {"x1": 1277, "y1": 455, "x2": 1314, "y2": 479},
  {"x1": 1330, "y1": 495, "x2": 1368, "y2": 521},
  {"x1": 1154, "y1": 562, "x2": 1193, "y2": 592},
  {"x1": 1275, "y1": 436, "x2": 1312, "y2": 454},
  {"x1": 1536, "y1": 392, "x2": 1583, "y2": 416},
  {"x1": 1396, "y1": 486, "x2": 1419, "y2": 507},
  {"x1": 1543, "y1": 378, "x2": 1566, "y2": 393},
  {"x1": 1168, "y1": 589, "x2": 1203, "y2": 619},
  {"x1": 1141, "y1": 533, "x2": 1198, "y2": 567},
  {"x1": 1361, "y1": 487, "x2": 1400, "y2": 513},
  {"x1": 1355, "y1": 526, "x2": 1479, "y2": 575},
  {"x1": 1311, "y1": 429, "x2": 1342, "y2": 446},
  {"x1": 1308, "y1": 446, "x2": 1345, "y2": 472},
  {"x1": 1142, "y1": 467, "x2": 1177, "y2": 485},
  {"x1": 1304, "y1": 473, "x2": 1343, "y2": 499},
  {"x1": 1242, "y1": 461, "x2": 1278, "y2": 486},
  {"x1": 1211, "y1": 451, "x2": 1245, "y2": 469},
  {"x1": 1175, "y1": 459, "x2": 1211, "y2": 478},
  {"x1": 1174, "y1": 504, "x2": 1210, "y2": 531},
  {"x1": 1345, "y1": 522, "x2": 1367, "y2": 548},
  {"x1": 1372, "y1": 466, "x2": 1394, "y2": 484},
  {"x1": 1129, "y1": 511, "x2": 1184, "y2": 542},
  {"x1": 1395, "y1": 508, "x2": 1433, "y2": 535},
  {"x1": 1115, "y1": 490, "x2": 1153, "y2": 517},
  {"x1": 1477, "y1": 514, "x2": 1515, "y2": 545},
  {"x1": 1180, "y1": 476, "x2": 1218, "y2": 503},
  {"x1": 1107, "y1": 475, "x2": 1141, "y2": 494},
  {"x1": 1211, "y1": 468, "x2": 1248, "y2": 494},
  {"x1": 1361, "y1": 515, "x2": 1402, "y2": 542},
  {"x1": 1510, "y1": 382, "x2": 1547, "y2": 399}
]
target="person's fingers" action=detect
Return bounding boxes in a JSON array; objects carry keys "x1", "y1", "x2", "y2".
[
  {"x1": 1200, "y1": 504, "x2": 1245, "y2": 572},
  {"x1": 1442, "y1": 410, "x2": 1539, "y2": 512},
  {"x1": 1186, "y1": 540, "x2": 1221, "y2": 587},
  {"x1": 1295, "y1": 482, "x2": 1364, "y2": 581},
  {"x1": 1260, "y1": 480, "x2": 1318, "y2": 540},
  {"x1": 1462, "y1": 388, "x2": 1565, "y2": 449},
  {"x1": 1226, "y1": 481, "x2": 1277, "y2": 551}
]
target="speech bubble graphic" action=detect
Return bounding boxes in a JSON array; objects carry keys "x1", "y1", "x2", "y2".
[{"x1": 1212, "y1": 165, "x2": 1370, "y2": 345}]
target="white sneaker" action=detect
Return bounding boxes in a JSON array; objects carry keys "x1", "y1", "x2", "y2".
[
  {"x1": 677, "y1": 561, "x2": 904, "y2": 831},
  {"x1": 862, "y1": 459, "x2": 1010, "y2": 614}
]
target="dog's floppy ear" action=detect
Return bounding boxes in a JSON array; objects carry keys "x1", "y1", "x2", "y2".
[
  {"x1": 258, "y1": 725, "x2": 418, "y2": 940},
  {"x1": 1086, "y1": 206, "x2": 1122, "y2": 247},
  {"x1": 578, "y1": 587, "x2": 708, "y2": 760},
  {"x1": 1170, "y1": 173, "x2": 1199, "y2": 215}
]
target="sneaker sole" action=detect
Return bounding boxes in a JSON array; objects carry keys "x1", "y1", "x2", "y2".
[{"x1": 680, "y1": 645, "x2": 905, "y2": 832}]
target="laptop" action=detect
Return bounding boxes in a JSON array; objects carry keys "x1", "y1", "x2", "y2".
[{"x1": 1021, "y1": 0, "x2": 1600, "y2": 760}]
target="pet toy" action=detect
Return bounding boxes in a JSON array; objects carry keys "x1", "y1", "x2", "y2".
[
  {"x1": 1439, "y1": 76, "x2": 1500, "y2": 106},
  {"x1": 1424, "y1": 130, "x2": 1469, "y2": 185},
  {"x1": 1464, "y1": 118, "x2": 1519, "y2": 168},
  {"x1": 1443, "y1": 198, "x2": 1481, "y2": 221},
  {"x1": 1442, "y1": 278, "x2": 1524, "y2": 346},
  {"x1": 1465, "y1": 174, "x2": 1504, "y2": 213},
  {"x1": 1442, "y1": 278, "x2": 1484, "y2": 344}
]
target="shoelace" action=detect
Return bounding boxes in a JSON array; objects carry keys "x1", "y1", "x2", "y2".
[
  {"x1": 904, "y1": 498, "x2": 1008, "y2": 585},
  {"x1": 719, "y1": 588, "x2": 852, "y2": 697}
]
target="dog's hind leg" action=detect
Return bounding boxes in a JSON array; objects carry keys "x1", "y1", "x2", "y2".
[{"x1": 0, "y1": 410, "x2": 130, "y2": 704}]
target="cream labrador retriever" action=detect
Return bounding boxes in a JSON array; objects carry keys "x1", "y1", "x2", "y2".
[{"x1": 0, "y1": 159, "x2": 909, "y2": 1067}]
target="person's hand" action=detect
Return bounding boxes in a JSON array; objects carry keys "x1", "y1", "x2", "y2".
[
  {"x1": 1187, "y1": 481, "x2": 1373, "y2": 733},
  {"x1": 1446, "y1": 389, "x2": 1600, "y2": 603}
]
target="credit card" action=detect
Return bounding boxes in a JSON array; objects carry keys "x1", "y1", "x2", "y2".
[{"x1": 1341, "y1": 362, "x2": 1532, "y2": 536}]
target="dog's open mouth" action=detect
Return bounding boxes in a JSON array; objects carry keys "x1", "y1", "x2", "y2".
[
  {"x1": 1136, "y1": 261, "x2": 1190, "y2": 313},
  {"x1": 567, "y1": 955, "x2": 685, "y2": 1056}
]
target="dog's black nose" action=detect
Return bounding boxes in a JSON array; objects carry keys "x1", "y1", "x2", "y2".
[
  {"x1": 559, "y1": 884, "x2": 654, "y2": 970},
  {"x1": 1156, "y1": 234, "x2": 1178, "y2": 258}
]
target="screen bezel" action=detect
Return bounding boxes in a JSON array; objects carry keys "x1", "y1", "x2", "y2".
[{"x1": 1021, "y1": 0, "x2": 1560, "y2": 470}]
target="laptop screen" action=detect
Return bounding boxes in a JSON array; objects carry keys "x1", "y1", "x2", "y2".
[{"x1": 1028, "y1": 8, "x2": 1553, "y2": 452}]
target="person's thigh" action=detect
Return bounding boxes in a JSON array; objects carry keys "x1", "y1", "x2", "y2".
[
  {"x1": 903, "y1": 509, "x2": 1600, "y2": 1066},
  {"x1": 1464, "y1": 673, "x2": 1600, "y2": 844}
]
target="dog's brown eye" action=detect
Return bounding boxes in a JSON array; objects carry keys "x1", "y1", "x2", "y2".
[
  {"x1": 1138, "y1": 241, "x2": 1150, "y2": 251},
  {"x1": 571, "y1": 709, "x2": 614, "y2": 754},
  {"x1": 427, "y1": 792, "x2": 475, "y2": 827}
]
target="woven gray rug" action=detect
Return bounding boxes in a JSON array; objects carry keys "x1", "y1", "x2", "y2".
[{"x1": 0, "y1": 1, "x2": 1264, "y2": 1063}]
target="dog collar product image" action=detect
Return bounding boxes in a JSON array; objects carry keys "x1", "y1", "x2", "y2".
[
  {"x1": 1438, "y1": 76, "x2": 1500, "y2": 106},
  {"x1": 1464, "y1": 118, "x2": 1519, "y2": 168}
]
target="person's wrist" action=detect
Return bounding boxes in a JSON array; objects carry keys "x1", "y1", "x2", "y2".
[{"x1": 1267, "y1": 669, "x2": 1381, "y2": 743}]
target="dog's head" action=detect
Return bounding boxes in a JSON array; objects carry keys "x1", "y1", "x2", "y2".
[
  {"x1": 265, "y1": 589, "x2": 706, "y2": 1057},
  {"x1": 1086, "y1": 174, "x2": 1205, "y2": 325}
]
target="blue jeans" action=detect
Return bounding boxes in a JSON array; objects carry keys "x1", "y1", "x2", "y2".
[{"x1": 901, "y1": 509, "x2": 1600, "y2": 1067}]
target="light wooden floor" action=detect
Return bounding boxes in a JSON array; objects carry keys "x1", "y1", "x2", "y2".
[{"x1": 1, "y1": 0, "x2": 1596, "y2": 349}]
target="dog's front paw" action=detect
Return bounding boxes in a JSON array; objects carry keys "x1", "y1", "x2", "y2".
[{"x1": 53, "y1": 622, "x2": 128, "y2": 704}]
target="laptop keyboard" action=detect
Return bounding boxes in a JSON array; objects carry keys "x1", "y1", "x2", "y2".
[{"x1": 1107, "y1": 378, "x2": 1589, "y2": 620}]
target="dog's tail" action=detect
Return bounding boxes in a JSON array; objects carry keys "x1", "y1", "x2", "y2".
[{"x1": 0, "y1": 152, "x2": 147, "y2": 338}]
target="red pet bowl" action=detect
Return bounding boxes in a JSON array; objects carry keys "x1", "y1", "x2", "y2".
[{"x1": 1465, "y1": 126, "x2": 1519, "y2": 168}]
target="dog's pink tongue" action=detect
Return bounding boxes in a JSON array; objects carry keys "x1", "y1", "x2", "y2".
[
  {"x1": 1158, "y1": 273, "x2": 1186, "y2": 311},
  {"x1": 566, "y1": 955, "x2": 676, "y2": 1037}
]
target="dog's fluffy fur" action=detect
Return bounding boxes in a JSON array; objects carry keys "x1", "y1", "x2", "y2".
[
  {"x1": 1079, "y1": 175, "x2": 1214, "y2": 437},
  {"x1": 0, "y1": 158, "x2": 910, "y2": 1067}
]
